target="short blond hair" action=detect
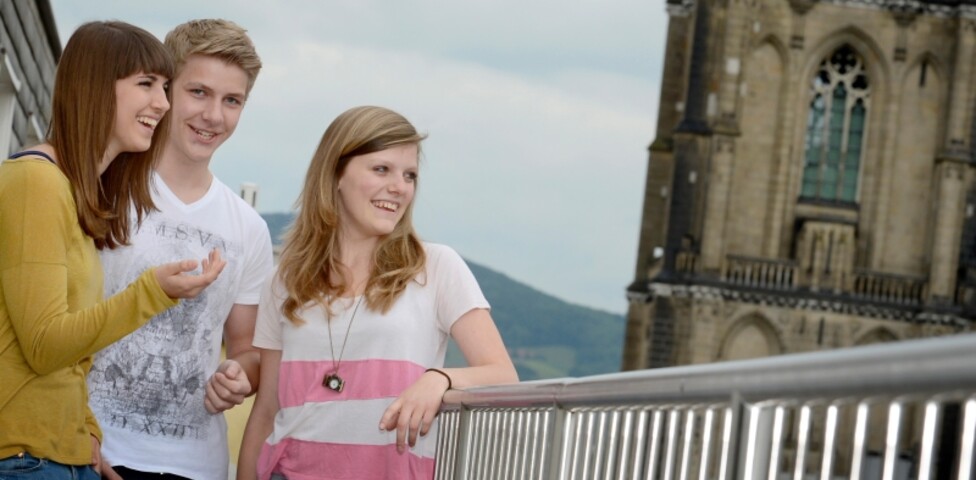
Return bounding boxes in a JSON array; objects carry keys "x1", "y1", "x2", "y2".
[{"x1": 165, "y1": 19, "x2": 261, "y2": 94}]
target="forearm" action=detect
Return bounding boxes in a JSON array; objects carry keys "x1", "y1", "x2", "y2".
[
  {"x1": 238, "y1": 397, "x2": 276, "y2": 480},
  {"x1": 4, "y1": 265, "x2": 176, "y2": 374},
  {"x1": 437, "y1": 362, "x2": 518, "y2": 390}
]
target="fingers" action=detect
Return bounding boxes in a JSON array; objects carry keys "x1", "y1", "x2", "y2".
[
  {"x1": 379, "y1": 400, "x2": 401, "y2": 432},
  {"x1": 204, "y1": 369, "x2": 248, "y2": 414},
  {"x1": 222, "y1": 359, "x2": 242, "y2": 379},
  {"x1": 205, "y1": 374, "x2": 233, "y2": 413},
  {"x1": 201, "y1": 249, "x2": 226, "y2": 279},
  {"x1": 90, "y1": 434, "x2": 101, "y2": 467},
  {"x1": 102, "y1": 464, "x2": 123, "y2": 480},
  {"x1": 381, "y1": 405, "x2": 435, "y2": 452},
  {"x1": 155, "y1": 249, "x2": 226, "y2": 299}
]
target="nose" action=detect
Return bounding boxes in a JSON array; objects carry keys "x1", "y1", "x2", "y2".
[
  {"x1": 387, "y1": 175, "x2": 408, "y2": 195},
  {"x1": 201, "y1": 98, "x2": 222, "y2": 125},
  {"x1": 153, "y1": 85, "x2": 170, "y2": 113}
]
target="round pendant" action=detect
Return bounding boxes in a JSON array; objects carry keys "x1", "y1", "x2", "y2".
[{"x1": 323, "y1": 373, "x2": 345, "y2": 392}]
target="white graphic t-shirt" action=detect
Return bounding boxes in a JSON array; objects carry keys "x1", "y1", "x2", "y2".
[{"x1": 88, "y1": 173, "x2": 274, "y2": 480}]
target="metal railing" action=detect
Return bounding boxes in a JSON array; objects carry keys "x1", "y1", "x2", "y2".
[{"x1": 434, "y1": 333, "x2": 976, "y2": 479}]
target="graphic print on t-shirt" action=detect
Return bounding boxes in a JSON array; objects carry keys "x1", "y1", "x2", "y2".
[{"x1": 88, "y1": 218, "x2": 241, "y2": 440}]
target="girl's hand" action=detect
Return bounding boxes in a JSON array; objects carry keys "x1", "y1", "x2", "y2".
[
  {"x1": 378, "y1": 370, "x2": 451, "y2": 452},
  {"x1": 155, "y1": 249, "x2": 226, "y2": 299},
  {"x1": 91, "y1": 435, "x2": 122, "y2": 480}
]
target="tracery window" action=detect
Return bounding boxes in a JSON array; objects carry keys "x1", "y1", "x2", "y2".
[{"x1": 801, "y1": 45, "x2": 869, "y2": 203}]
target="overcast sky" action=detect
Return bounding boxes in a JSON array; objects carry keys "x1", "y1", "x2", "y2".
[{"x1": 49, "y1": 0, "x2": 669, "y2": 314}]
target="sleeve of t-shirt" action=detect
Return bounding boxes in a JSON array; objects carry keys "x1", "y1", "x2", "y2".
[
  {"x1": 253, "y1": 272, "x2": 284, "y2": 350},
  {"x1": 234, "y1": 214, "x2": 274, "y2": 305},
  {"x1": 429, "y1": 244, "x2": 490, "y2": 334}
]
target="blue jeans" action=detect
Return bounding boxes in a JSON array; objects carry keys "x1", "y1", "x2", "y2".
[{"x1": 0, "y1": 453, "x2": 98, "y2": 480}]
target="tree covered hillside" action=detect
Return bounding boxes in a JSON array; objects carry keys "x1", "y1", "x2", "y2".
[{"x1": 261, "y1": 212, "x2": 625, "y2": 380}]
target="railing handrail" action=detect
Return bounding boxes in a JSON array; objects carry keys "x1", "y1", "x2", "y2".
[
  {"x1": 437, "y1": 334, "x2": 976, "y2": 479},
  {"x1": 443, "y1": 332, "x2": 976, "y2": 408}
]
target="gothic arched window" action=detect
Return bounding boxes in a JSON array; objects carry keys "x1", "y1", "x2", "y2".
[{"x1": 801, "y1": 45, "x2": 869, "y2": 203}]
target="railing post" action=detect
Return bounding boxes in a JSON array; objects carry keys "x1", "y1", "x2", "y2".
[
  {"x1": 548, "y1": 407, "x2": 572, "y2": 479},
  {"x1": 450, "y1": 407, "x2": 473, "y2": 480}
]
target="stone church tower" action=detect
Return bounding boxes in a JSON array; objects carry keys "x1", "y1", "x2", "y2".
[{"x1": 623, "y1": 0, "x2": 976, "y2": 370}]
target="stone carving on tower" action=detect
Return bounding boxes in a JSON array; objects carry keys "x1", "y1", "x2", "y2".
[{"x1": 623, "y1": 0, "x2": 976, "y2": 372}]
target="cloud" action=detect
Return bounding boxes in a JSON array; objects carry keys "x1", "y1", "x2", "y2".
[{"x1": 48, "y1": 0, "x2": 668, "y2": 314}]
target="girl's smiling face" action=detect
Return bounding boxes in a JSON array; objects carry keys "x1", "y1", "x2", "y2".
[{"x1": 337, "y1": 143, "x2": 419, "y2": 241}]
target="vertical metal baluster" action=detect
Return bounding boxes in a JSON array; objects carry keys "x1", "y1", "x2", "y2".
[
  {"x1": 916, "y1": 400, "x2": 941, "y2": 480},
  {"x1": 538, "y1": 410, "x2": 553, "y2": 479},
  {"x1": 445, "y1": 412, "x2": 460, "y2": 480},
  {"x1": 467, "y1": 411, "x2": 484, "y2": 479},
  {"x1": 603, "y1": 410, "x2": 623, "y2": 480},
  {"x1": 628, "y1": 410, "x2": 649, "y2": 480},
  {"x1": 881, "y1": 402, "x2": 903, "y2": 480},
  {"x1": 678, "y1": 409, "x2": 696, "y2": 480},
  {"x1": 484, "y1": 411, "x2": 500, "y2": 480},
  {"x1": 582, "y1": 411, "x2": 598, "y2": 479},
  {"x1": 501, "y1": 411, "x2": 516, "y2": 480},
  {"x1": 510, "y1": 412, "x2": 522, "y2": 478},
  {"x1": 792, "y1": 405, "x2": 812, "y2": 480},
  {"x1": 495, "y1": 412, "x2": 509, "y2": 480},
  {"x1": 568, "y1": 411, "x2": 587, "y2": 480},
  {"x1": 498, "y1": 411, "x2": 512, "y2": 479},
  {"x1": 820, "y1": 404, "x2": 839, "y2": 480},
  {"x1": 487, "y1": 411, "x2": 501, "y2": 480},
  {"x1": 433, "y1": 413, "x2": 446, "y2": 480},
  {"x1": 849, "y1": 402, "x2": 870, "y2": 480},
  {"x1": 449, "y1": 412, "x2": 461, "y2": 479},
  {"x1": 556, "y1": 411, "x2": 580, "y2": 480},
  {"x1": 767, "y1": 406, "x2": 786, "y2": 480},
  {"x1": 741, "y1": 405, "x2": 763, "y2": 480},
  {"x1": 717, "y1": 407, "x2": 734, "y2": 480},
  {"x1": 698, "y1": 408, "x2": 715, "y2": 480},
  {"x1": 445, "y1": 410, "x2": 466, "y2": 480},
  {"x1": 662, "y1": 409, "x2": 682, "y2": 480},
  {"x1": 483, "y1": 411, "x2": 499, "y2": 480},
  {"x1": 644, "y1": 409, "x2": 665, "y2": 480},
  {"x1": 956, "y1": 398, "x2": 976, "y2": 480},
  {"x1": 506, "y1": 411, "x2": 519, "y2": 480},
  {"x1": 592, "y1": 410, "x2": 609, "y2": 478},
  {"x1": 512, "y1": 410, "x2": 539, "y2": 479},
  {"x1": 617, "y1": 410, "x2": 636, "y2": 480}
]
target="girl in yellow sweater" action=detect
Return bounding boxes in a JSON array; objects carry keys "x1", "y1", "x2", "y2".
[{"x1": 0, "y1": 21, "x2": 225, "y2": 479}]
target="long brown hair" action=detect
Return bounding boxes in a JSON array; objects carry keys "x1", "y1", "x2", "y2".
[
  {"x1": 47, "y1": 21, "x2": 174, "y2": 249},
  {"x1": 278, "y1": 106, "x2": 427, "y2": 324}
]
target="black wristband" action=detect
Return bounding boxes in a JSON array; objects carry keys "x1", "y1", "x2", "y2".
[{"x1": 425, "y1": 368, "x2": 453, "y2": 390}]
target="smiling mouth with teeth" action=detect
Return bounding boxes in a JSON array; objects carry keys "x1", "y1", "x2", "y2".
[
  {"x1": 373, "y1": 200, "x2": 398, "y2": 212},
  {"x1": 137, "y1": 116, "x2": 158, "y2": 129},
  {"x1": 191, "y1": 125, "x2": 216, "y2": 140}
]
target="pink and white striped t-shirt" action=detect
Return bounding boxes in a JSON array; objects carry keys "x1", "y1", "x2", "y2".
[{"x1": 253, "y1": 243, "x2": 489, "y2": 480}]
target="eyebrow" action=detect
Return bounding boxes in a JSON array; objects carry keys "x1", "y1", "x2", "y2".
[{"x1": 184, "y1": 81, "x2": 246, "y2": 99}]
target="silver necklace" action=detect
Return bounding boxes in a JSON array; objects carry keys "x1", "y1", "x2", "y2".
[{"x1": 323, "y1": 295, "x2": 364, "y2": 392}]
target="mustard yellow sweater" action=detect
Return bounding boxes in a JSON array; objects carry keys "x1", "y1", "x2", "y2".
[{"x1": 0, "y1": 157, "x2": 177, "y2": 465}]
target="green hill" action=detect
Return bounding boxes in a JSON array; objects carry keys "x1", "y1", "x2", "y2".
[{"x1": 261, "y1": 212, "x2": 625, "y2": 381}]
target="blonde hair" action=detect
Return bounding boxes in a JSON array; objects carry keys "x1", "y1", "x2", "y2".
[
  {"x1": 48, "y1": 21, "x2": 174, "y2": 249},
  {"x1": 278, "y1": 106, "x2": 427, "y2": 324},
  {"x1": 164, "y1": 19, "x2": 261, "y2": 94}
]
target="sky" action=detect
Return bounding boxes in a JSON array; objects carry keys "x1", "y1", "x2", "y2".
[{"x1": 49, "y1": 1, "x2": 670, "y2": 315}]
